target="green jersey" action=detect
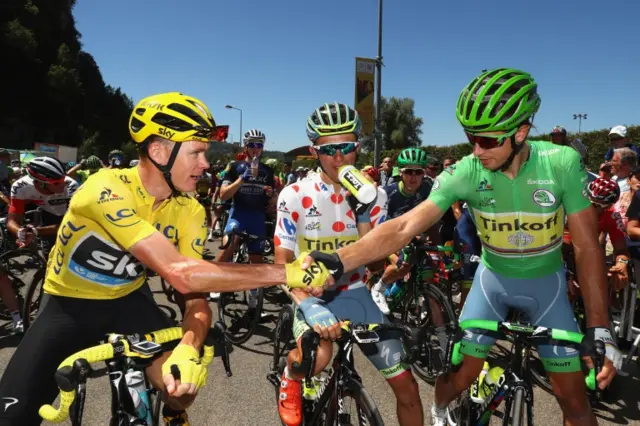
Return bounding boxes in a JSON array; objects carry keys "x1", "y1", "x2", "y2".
[{"x1": 429, "y1": 141, "x2": 590, "y2": 278}]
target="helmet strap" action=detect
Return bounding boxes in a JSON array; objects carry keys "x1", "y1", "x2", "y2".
[{"x1": 148, "y1": 142, "x2": 183, "y2": 197}]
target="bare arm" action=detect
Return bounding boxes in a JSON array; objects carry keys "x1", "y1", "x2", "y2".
[
  {"x1": 173, "y1": 293, "x2": 212, "y2": 349},
  {"x1": 66, "y1": 163, "x2": 83, "y2": 179},
  {"x1": 220, "y1": 179, "x2": 242, "y2": 201},
  {"x1": 566, "y1": 207, "x2": 609, "y2": 327},
  {"x1": 129, "y1": 233, "x2": 285, "y2": 295},
  {"x1": 627, "y1": 218, "x2": 640, "y2": 240},
  {"x1": 0, "y1": 193, "x2": 8, "y2": 206},
  {"x1": 451, "y1": 201, "x2": 463, "y2": 221},
  {"x1": 275, "y1": 246, "x2": 307, "y2": 304},
  {"x1": 337, "y1": 199, "x2": 446, "y2": 272}
]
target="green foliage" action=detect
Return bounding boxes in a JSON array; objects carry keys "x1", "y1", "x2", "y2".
[
  {"x1": 1, "y1": 0, "x2": 133, "y2": 159},
  {"x1": 360, "y1": 96, "x2": 424, "y2": 153}
]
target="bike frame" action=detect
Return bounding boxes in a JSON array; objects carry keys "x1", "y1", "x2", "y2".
[{"x1": 302, "y1": 332, "x2": 365, "y2": 425}]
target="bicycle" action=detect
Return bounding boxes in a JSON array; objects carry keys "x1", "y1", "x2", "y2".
[
  {"x1": 0, "y1": 210, "x2": 49, "y2": 331},
  {"x1": 267, "y1": 313, "x2": 424, "y2": 426},
  {"x1": 387, "y1": 240, "x2": 458, "y2": 383},
  {"x1": 446, "y1": 319, "x2": 603, "y2": 426},
  {"x1": 39, "y1": 321, "x2": 232, "y2": 425},
  {"x1": 217, "y1": 227, "x2": 271, "y2": 344}
]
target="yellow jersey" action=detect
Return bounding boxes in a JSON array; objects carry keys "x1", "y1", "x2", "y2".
[{"x1": 44, "y1": 167, "x2": 207, "y2": 300}]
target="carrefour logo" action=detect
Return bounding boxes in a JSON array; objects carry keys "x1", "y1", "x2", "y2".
[{"x1": 279, "y1": 217, "x2": 297, "y2": 235}]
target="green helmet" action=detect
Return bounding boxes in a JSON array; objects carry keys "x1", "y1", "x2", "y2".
[
  {"x1": 397, "y1": 148, "x2": 428, "y2": 167},
  {"x1": 86, "y1": 155, "x2": 102, "y2": 170},
  {"x1": 108, "y1": 149, "x2": 124, "y2": 159},
  {"x1": 456, "y1": 68, "x2": 541, "y2": 133}
]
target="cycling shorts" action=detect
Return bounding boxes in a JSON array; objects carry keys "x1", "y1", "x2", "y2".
[
  {"x1": 0, "y1": 284, "x2": 172, "y2": 425},
  {"x1": 292, "y1": 286, "x2": 410, "y2": 380},
  {"x1": 223, "y1": 207, "x2": 266, "y2": 254},
  {"x1": 459, "y1": 263, "x2": 581, "y2": 373}
]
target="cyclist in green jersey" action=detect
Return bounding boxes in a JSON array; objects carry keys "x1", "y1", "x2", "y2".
[
  {"x1": 298, "y1": 68, "x2": 619, "y2": 426},
  {"x1": 67, "y1": 155, "x2": 104, "y2": 184}
]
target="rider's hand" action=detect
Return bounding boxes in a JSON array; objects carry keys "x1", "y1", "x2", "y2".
[
  {"x1": 241, "y1": 168, "x2": 253, "y2": 182},
  {"x1": 345, "y1": 193, "x2": 377, "y2": 223},
  {"x1": 162, "y1": 344, "x2": 208, "y2": 397},
  {"x1": 608, "y1": 262, "x2": 629, "y2": 291},
  {"x1": 285, "y1": 252, "x2": 335, "y2": 289},
  {"x1": 580, "y1": 327, "x2": 621, "y2": 389},
  {"x1": 298, "y1": 296, "x2": 342, "y2": 341},
  {"x1": 300, "y1": 251, "x2": 345, "y2": 289},
  {"x1": 16, "y1": 225, "x2": 37, "y2": 248}
]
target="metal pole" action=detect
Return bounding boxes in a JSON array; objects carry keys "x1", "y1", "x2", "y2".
[
  {"x1": 239, "y1": 109, "x2": 243, "y2": 144},
  {"x1": 373, "y1": 0, "x2": 383, "y2": 168}
]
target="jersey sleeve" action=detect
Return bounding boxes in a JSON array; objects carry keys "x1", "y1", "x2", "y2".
[
  {"x1": 427, "y1": 159, "x2": 467, "y2": 211},
  {"x1": 69, "y1": 176, "x2": 157, "y2": 250},
  {"x1": 559, "y1": 147, "x2": 591, "y2": 215},
  {"x1": 65, "y1": 177, "x2": 79, "y2": 196},
  {"x1": 370, "y1": 187, "x2": 388, "y2": 227},
  {"x1": 222, "y1": 162, "x2": 237, "y2": 185},
  {"x1": 606, "y1": 210, "x2": 627, "y2": 247},
  {"x1": 8, "y1": 179, "x2": 28, "y2": 215},
  {"x1": 177, "y1": 200, "x2": 208, "y2": 260},
  {"x1": 274, "y1": 186, "x2": 300, "y2": 253}
]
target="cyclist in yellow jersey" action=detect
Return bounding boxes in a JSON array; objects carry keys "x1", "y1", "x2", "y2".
[{"x1": 0, "y1": 92, "x2": 330, "y2": 426}]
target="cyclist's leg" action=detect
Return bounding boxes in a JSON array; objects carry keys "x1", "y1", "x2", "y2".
[
  {"x1": 434, "y1": 263, "x2": 509, "y2": 407},
  {"x1": 0, "y1": 269, "x2": 21, "y2": 326},
  {"x1": 279, "y1": 302, "x2": 332, "y2": 426},
  {"x1": 0, "y1": 294, "x2": 99, "y2": 425},
  {"x1": 215, "y1": 208, "x2": 241, "y2": 262},
  {"x1": 518, "y1": 269, "x2": 596, "y2": 425},
  {"x1": 326, "y1": 286, "x2": 423, "y2": 426},
  {"x1": 243, "y1": 211, "x2": 267, "y2": 308}
]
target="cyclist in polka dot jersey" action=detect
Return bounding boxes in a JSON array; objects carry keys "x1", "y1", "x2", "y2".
[{"x1": 274, "y1": 102, "x2": 422, "y2": 426}]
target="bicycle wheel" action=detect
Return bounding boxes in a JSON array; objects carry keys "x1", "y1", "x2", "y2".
[
  {"x1": 503, "y1": 387, "x2": 526, "y2": 426},
  {"x1": 446, "y1": 391, "x2": 474, "y2": 426},
  {"x1": 270, "y1": 306, "x2": 295, "y2": 399},
  {"x1": 326, "y1": 379, "x2": 384, "y2": 426},
  {"x1": 21, "y1": 267, "x2": 45, "y2": 331},
  {"x1": 218, "y1": 287, "x2": 264, "y2": 345},
  {"x1": 410, "y1": 285, "x2": 457, "y2": 383}
]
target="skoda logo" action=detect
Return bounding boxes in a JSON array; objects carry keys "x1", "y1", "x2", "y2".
[{"x1": 532, "y1": 189, "x2": 556, "y2": 207}]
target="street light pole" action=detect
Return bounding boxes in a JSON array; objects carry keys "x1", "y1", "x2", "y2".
[
  {"x1": 225, "y1": 104, "x2": 243, "y2": 143},
  {"x1": 373, "y1": 0, "x2": 383, "y2": 168},
  {"x1": 573, "y1": 113, "x2": 587, "y2": 135}
]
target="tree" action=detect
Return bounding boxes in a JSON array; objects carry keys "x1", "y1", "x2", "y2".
[
  {"x1": 379, "y1": 97, "x2": 423, "y2": 150},
  {"x1": 359, "y1": 96, "x2": 424, "y2": 153}
]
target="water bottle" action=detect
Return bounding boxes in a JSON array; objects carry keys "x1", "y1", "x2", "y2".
[
  {"x1": 125, "y1": 369, "x2": 151, "y2": 423},
  {"x1": 338, "y1": 165, "x2": 377, "y2": 204},
  {"x1": 469, "y1": 361, "x2": 491, "y2": 403},
  {"x1": 251, "y1": 155, "x2": 260, "y2": 177}
]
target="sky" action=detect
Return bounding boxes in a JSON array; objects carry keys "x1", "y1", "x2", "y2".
[{"x1": 73, "y1": 0, "x2": 640, "y2": 153}]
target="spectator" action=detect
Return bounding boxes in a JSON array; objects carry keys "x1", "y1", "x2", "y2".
[
  {"x1": 378, "y1": 156, "x2": 395, "y2": 187},
  {"x1": 605, "y1": 125, "x2": 640, "y2": 161}
]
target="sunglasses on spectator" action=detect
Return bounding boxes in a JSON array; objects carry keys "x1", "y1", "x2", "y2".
[
  {"x1": 401, "y1": 168, "x2": 425, "y2": 176},
  {"x1": 609, "y1": 136, "x2": 624, "y2": 142},
  {"x1": 466, "y1": 126, "x2": 519, "y2": 150},
  {"x1": 312, "y1": 142, "x2": 359, "y2": 156}
]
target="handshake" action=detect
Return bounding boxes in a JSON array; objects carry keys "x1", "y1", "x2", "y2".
[{"x1": 284, "y1": 251, "x2": 344, "y2": 292}]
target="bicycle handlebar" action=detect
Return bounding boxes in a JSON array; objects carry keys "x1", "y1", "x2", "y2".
[
  {"x1": 40, "y1": 322, "x2": 231, "y2": 423},
  {"x1": 219, "y1": 227, "x2": 270, "y2": 250},
  {"x1": 451, "y1": 319, "x2": 603, "y2": 391}
]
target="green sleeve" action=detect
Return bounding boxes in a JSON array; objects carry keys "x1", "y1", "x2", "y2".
[
  {"x1": 560, "y1": 147, "x2": 590, "y2": 215},
  {"x1": 427, "y1": 158, "x2": 468, "y2": 211}
]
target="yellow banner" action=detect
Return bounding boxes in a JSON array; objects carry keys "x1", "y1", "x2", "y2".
[{"x1": 354, "y1": 57, "x2": 376, "y2": 136}]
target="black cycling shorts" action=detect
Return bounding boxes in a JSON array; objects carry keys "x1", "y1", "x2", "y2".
[{"x1": 0, "y1": 284, "x2": 172, "y2": 425}]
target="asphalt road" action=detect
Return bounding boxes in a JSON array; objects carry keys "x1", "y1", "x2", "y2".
[{"x1": 0, "y1": 241, "x2": 639, "y2": 425}]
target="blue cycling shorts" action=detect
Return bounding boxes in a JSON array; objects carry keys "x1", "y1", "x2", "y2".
[{"x1": 223, "y1": 207, "x2": 266, "y2": 254}]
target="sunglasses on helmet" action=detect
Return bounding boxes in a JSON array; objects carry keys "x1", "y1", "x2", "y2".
[
  {"x1": 312, "y1": 142, "x2": 359, "y2": 156},
  {"x1": 465, "y1": 126, "x2": 519, "y2": 150}
]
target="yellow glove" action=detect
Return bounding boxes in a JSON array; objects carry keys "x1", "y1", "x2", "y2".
[
  {"x1": 162, "y1": 344, "x2": 208, "y2": 396},
  {"x1": 285, "y1": 251, "x2": 332, "y2": 289}
]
